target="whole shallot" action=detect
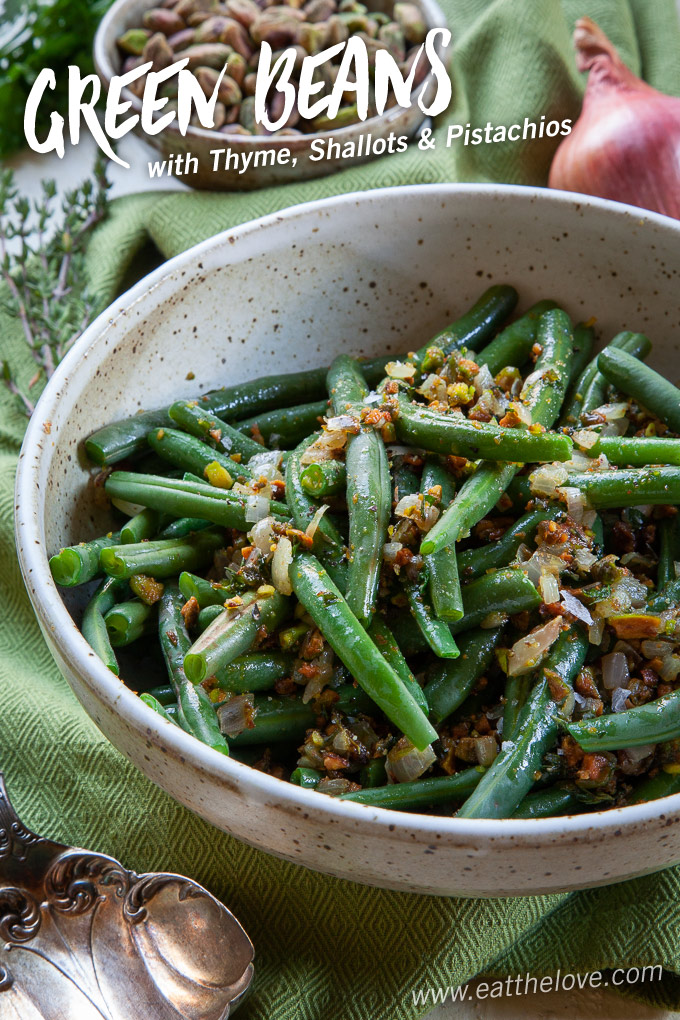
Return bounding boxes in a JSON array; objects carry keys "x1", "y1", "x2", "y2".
[{"x1": 549, "y1": 17, "x2": 680, "y2": 218}]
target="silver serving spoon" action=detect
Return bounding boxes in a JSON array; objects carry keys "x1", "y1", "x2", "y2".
[{"x1": 0, "y1": 773, "x2": 254, "y2": 1018}]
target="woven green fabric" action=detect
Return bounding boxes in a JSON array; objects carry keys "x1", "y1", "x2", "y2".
[{"x1": 3, "y1": 2, "x2": 680, "y2": 1017}]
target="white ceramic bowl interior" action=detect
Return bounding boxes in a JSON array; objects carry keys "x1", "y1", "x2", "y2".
[
  {"x1": 94, "y1": 0, "x2": 448, "y2": 189},
  {"x1": 15, "y1": 184, "x2": 680, "y2": 897}
]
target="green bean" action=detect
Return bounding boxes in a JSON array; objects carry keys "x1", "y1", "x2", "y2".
[
  {"x1": 300, "y1": 460, "x2": 346, "y2": 497},
  {"x1": 627, "y1": 769, "x2": 680, "y2": 805},
  {"x1": 291, "y1": 767, "x2": 322, "y2": 788},
  {"x1": 85, "y1": 361, "x2": 393, "y2": 467},
  {"x1": 511, "y1": 787, "x2": 581, "y2": 818},
  {"x1": 120, "y1": 508, "x2": 160, "y2": 545},
  {"x1": 360, "y1": 758, "x2": 387, "y2": 788},
  {"x1": 424, "y1": 627, "x2": 504, "y2": 725},
  {"x1": 81, "y1": 576, "x2": 127, "y2": 674},
  {"x1": 237, "y1": 400, "x2": 327, "y2": 449},
  {"x1": 100, "y1": 529, "x2": 223, "y2": 580},
  {"x1": 568, "y1": 323, "x2": 596, "y2": 384},
  {"x1": 422, "y1": 313, "x2": 572, "y2": 560},
  {"x1": 105, "y1": 472, "x2": 289, "y2": 529},
  {"x1": 178, "y1": 571, "x2": 232, "y2": 608},
  {"x1": 567, "y1": 688, "x2": 680, "y2": 750},
  {"x1": 168, "y1": 400, "x2": 263, "y2": 463},
  {"x1": 502, "y1": 674, "x2": 534, "y2": 743},
  {"x1": 197, "y1": 604, "x2": 225, "y2": 632},
  {"x1": 416, "y1": 460, "x2": 456, "y2": 498},
  {"x1": 410, "y1": 285, "x2": 518, "y2": 374},
  {"x1": 475, "y1": 300, "x2": 558, "y2": 375},
  {"x1": 140, "y1": 693, "x2": 178, "y2": 723},
  {"x1": 561, "y1": 467, "x2": 680, "y2": 509},
  {"x1": 598, "y1": 346, "x2": 680, "y2": 433},
  {"x1": 450, "y1": 568, "x2": 540, "y2": 634},
  {"x1": 385, "y1": 571, "x2": 537, "y2": 650},
  {"x1": 392, "y1": 462, "x2": 421, "y2": 501},
  {"x1": 289, "y1": 552, "x2": 438, "y2": 750},
  {"x1": 183, "y1": 471, "x2": 205, "y2": 485},
  {"x1": 229, "y1": 684, "x2": 374, "y2": 746},
  {"x1": 560, "y1": 330, "x2": 652, "y2": 426},
  {"x1": 147, "y1": 684, "x2": 175, "y2": 706},
  {"x1": 105, "y1": 599, "x2": 155, "y2": 646},
  {"x1": 457, "y1": 628, "x2": 588, "y2": 818},
  {"x1": 387, "y1": 609, "x2": 429, "y2": 657},
  {"x1": 328, "y1": 355, "x2": 391, "y2": 624},
  {"x1": 502, "y1": 473, "x2": 533, "y2": 513},
  {"x1": 421, "y1": 464, "x2": 514, "y2": 558},
  {"x1": 579, "y1": 435, "x2": 680, "y2": 467},
  {"x1": 458, "y1": 508, "x2": 559, "y2": 580},
  {"x1": 457, "y1": 682, "x2": 554, "y2": 819},
  {"x1": 285, "y1": 434, "x2": 347, "y2": 589},
  {"x1": 421, "y1": 461, "x2": 460, "y2": 620},
  {"x1": 394, "y1": 393, "x2": 572, "y2": 464},
  {"x1": 213, "y1": 652, "x2": 294, "y2": 693},
  {"x1": 158, "y1": 583, "x2": 230, "y2": 755},
  {"x1": 86, "y1": 410, "x2": 174, "y2": 466},
  {"x1": 518, "y1": 309, "x2": 575, "y2": 424},
  {"x1": 157, "y1": 517, "x2": 212, "y2": 539},
  {"x1": 148, "y1": 425, "x2": 240, "y2": 483},
  {"x1": 368, "y1": 616, "x2": 429, "y2": 714},
  {"x1": 405, "y1": 578, "x2": 459, "y2": 658},
  {"x1": 279, "y1": 623, "x2": 309, "y2": 651},
  {"x1": 340, "y1": 767, "x2": 484, "y2": 809},
  {"x1": 658, "y1": 516, "x2": 680, "y2": 589},
  {"x1": 344, "y1": 426, "x2": 390, "y2": 623},
  {"x1": 184, "y1": 592, "x2": 290, "y2": 683},
  {"x1": 50, "y1": 530, "x2": 122, "y2": 587}
]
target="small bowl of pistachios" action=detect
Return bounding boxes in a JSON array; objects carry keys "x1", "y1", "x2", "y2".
[{"x1": 94, "y1": 0, "x2": 448, "y2": 189}]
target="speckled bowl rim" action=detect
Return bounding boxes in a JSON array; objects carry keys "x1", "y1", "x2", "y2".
[
  {"x1": 15, "y1": 183, "x2": 680, "y2": 853},
  {"x1": 93, "y1": 0, "x2": 449, "y2": 148}
]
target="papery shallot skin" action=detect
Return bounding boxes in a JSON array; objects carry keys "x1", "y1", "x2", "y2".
[{"x1": 549, "y1": 17, "x2": 680, "y2": 219}]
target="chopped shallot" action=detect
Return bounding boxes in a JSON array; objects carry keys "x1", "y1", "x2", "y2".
[
  {"x1": 560, "y1": 589, "x2": 594, "y2": 625},
  {"x1": 305, "y1": 503, "x2": 329, "y2": 540},
  {"x1": 245, "y1": 494, "x2": 269, "y2": 523},
  {"x1": 530, "y1": 463, "x2": 569, "y2": 497},
  {"x1": 385, "y1": 738, "x2": 436, "y2": 783},
  {"x1": 507, "y1": 616, "x2": 563, "y2": 676},
  {"x1": 271, "y1": 537, "x2": 293, "y2": 596},
  {"x1": 601, "y1": 652, "x2": 629, "y2": 690},
  {"x1": 611, "y1": 688, "x2": 631, "y2": 713}
]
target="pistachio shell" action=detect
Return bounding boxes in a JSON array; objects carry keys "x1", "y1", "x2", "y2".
[
  {"x1": 117, "y1": 28, "x2": 152, "y2": 56},
  {"x1": 143, "y1": 8, "x2": 186, "y2": 34},
  {"x1": 378, "y1": 21, "x2": 405, "y2": 61},
  {"x1": 180, "y1": 42, "x2": 234, "y2": 68},
  {"x1": 304, "y1": 0, "x2": 336, "y2": 22},
  {"x1": 393, "y1": 1, "x2": 426, "y2": 44},
  {"x1": 220, "y1": 18, "x2": 254, "y2": 58},
  {"x1": 142, "y1": 31, "x2": 176, "y2": 71},
  {"x1": 195, "y1": 66, "x2": 244, "y2": 105},
  {"x1": 225, "y1": 0, "x2": 261, "y2": 27},
  {"x1": 167, "y1": 27, "x2": 196, "y2": 49},
  {"x1": 194, "y1": 15, "x2": 232, "y2": 41},
  {"x1": 176, "y1": 0, "x2": 222, "y2": 17}
]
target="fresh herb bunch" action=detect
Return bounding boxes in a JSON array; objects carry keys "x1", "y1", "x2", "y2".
[
  {"x1": 0, "y1": 0, "x2": 113, "y2": 159},
  {"x1": 0, "y1": 156, "x2": 111, "y2": 416}
]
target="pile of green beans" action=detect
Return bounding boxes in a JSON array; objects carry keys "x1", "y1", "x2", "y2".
[{"x1": 50, "y1": 284, "x2": 680, "y2": 819}]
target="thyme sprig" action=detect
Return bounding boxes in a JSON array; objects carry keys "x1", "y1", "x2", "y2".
[{"x1": 0, "y1": 157, "x2": 111, "y2": 416}]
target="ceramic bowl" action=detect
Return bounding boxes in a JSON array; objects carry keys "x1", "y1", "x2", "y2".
[
  {"x1": 93, "y1": 0, "x2": 447, "y2": 190},
  {"x1": 15, "y1": 184, "x2": 680, "y2": 897}
]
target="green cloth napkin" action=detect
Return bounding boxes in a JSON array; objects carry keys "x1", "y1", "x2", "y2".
[{"x1": 3, "y1": 2, "x2": 680, "y2": 1017}]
